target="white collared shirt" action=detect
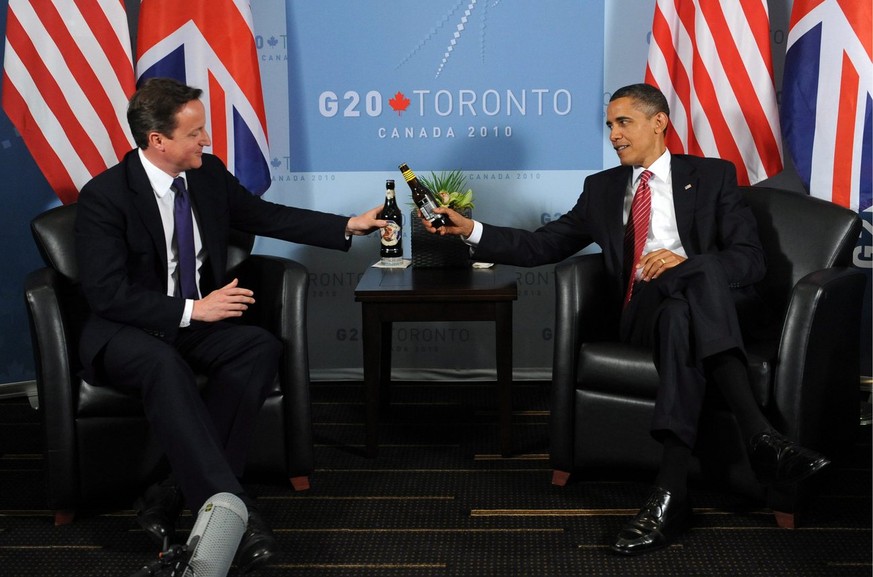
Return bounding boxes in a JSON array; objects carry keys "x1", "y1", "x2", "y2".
[
  {"x1": 627, "y1": 150, "x2": 687, "y2": 270},
  {"x1": 138, "y1": 149, "x2": 204, "y2": 326}
]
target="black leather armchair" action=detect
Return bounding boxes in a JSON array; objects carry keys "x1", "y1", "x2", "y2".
[
  {"x1": 550, "y1": 187, "x2": 865, "y2": 528},
  {"x1": 24, "y1": 203, "x2": 315, "y2": 525}
]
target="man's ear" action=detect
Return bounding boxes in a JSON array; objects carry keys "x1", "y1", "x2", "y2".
[
  {"x1": 147, "y1": 131, "x2": 165, "y2": 152},
  {"x1": 653, "y1": 111, "x2": 669, "y2": 135}
]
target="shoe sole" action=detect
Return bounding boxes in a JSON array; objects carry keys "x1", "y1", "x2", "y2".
[
  {"x1": 609, "y1": 508, "x2": 691, "y2": 556},
  {"x1": 773, "y1": 457, "x2": 832, "y2": 486},
  {"x1": 238, "y1": 549, "x2": 276, "y2": 574}
]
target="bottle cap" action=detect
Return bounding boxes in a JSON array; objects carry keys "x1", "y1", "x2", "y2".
[{"x1": 386, "y1": 179, "x2": 395, "y2": 188}]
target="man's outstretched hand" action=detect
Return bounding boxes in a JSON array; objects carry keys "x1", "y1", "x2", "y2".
[
  {"x1": 346, "y1": 206, "x2": 388, "y2": 236},
  {"x1": 420, "y1": 206, "x2": 475, "y2": 238}
]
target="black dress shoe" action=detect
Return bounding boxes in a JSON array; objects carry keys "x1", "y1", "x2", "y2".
[
  {"x1": 749, "y1": 430, "x2": 831, "y2": 486},
  {"x1": 236, "y1": 507, "x2": 278, "y2": 573},
  {"x1": 134, "y1": 480, "x2": 184, "y2": 548},
  {"x1": 611, "y1": 486, "x2": 691, "y2": 556}
]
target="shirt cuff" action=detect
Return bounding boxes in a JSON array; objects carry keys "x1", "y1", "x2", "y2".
[
  {"x1": 180, "y1": 299, "x2": 194, "y2": 327},
  {"x1": 463, "y1": 220, "x2": 483, "y2": 247}
]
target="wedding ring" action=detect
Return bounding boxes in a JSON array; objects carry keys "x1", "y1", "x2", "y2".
[{"x1": 660, "y1": 258, "x2": 666, "y2": 265}]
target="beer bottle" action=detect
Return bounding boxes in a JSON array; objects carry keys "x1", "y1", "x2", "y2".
[
  {"x1": 398, "y1": 163, "x2": 448, "y2": 228},
  {"x1": 378, "y1": 179, "x2": 403, "y2": 266}
]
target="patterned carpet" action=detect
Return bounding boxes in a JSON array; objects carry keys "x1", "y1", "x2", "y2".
[{"x1": 0, "y1": 380, "x2": 870, "y2": 576}]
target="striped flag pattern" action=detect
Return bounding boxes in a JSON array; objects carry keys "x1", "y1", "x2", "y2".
[
  {"x1": 135, "y1": 0, "x2": 271, "y2": 195},
  {"x1": 644, "y1": 0, "x2": 783, "y2": 186},
  {"x1": 2, "y1": 0, "x2": 135, "y2": 205},
  {"x1": 781, "y1": 0, "x2": 872, "y2": 213}
]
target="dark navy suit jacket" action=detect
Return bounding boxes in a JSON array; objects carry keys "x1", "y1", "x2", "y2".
[
  {"x1": 473, "y1": 154, "x2": 766, "y2": 303},
  {"x1": 75, "y1": 150, "x2": 351, "y2": 378}
]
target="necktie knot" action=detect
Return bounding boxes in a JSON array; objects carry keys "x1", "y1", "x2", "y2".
[
  {"x1": 172, "y1": 177, "x2": 187, "y2": 199},
  {"x1": 638, "y1": 169, "x2": 653, "y2": 188}
]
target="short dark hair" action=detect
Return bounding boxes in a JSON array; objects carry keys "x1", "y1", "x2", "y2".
[
  {"x1": 127, "y1": 77, "x2": 203, "y2": 149},
  {"x1": 609, "y1": 83, "x2": 670, "y2": 118}
]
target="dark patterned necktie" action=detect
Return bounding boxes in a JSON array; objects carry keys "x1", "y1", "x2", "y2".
[
  {"x1": 623, "y1": 170, "x2": 653, "y2": 307},
  {"x1": 172, "y1": 177, "x2": 198, "y2": 299}
]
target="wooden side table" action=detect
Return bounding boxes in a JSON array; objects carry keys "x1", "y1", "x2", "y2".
[{"x1": 354, "y1": 265, "x2": 518, "y2": 457}]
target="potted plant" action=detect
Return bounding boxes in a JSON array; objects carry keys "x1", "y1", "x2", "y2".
[
  {"x1": 410, "y1": 170, "x2": 474, "y2": 268},
  {"x1": 421, "y1": 170, "x2": 475, "y2": 214}
]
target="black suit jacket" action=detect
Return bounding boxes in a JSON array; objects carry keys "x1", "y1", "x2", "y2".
[
  {"x1": 75, "y1": 150, "x2": 351, "y2": 374},
  {"x1": 473, "y1": 154, "x2": 766, "y2": 303}
]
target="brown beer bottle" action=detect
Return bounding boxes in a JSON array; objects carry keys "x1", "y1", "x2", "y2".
[
  {"x1": 378, "y1": 179, "x2": 403, "y2": 265},
  {"x1": 398, "y1": 163, "x2": 448, "y2": 228}
]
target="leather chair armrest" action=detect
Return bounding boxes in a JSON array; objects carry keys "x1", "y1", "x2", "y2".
[
  {"x1": 231, "y1": 255, "x2": 314, "y2": 475},
  {"x1": 24, "y1": 267, "x2": 80, "y2": 506},
  {"x1": 551, "y1": 254, "x2": 613, "y2": 471},
  {"x1": 772, "y1": 266, "x2": 867, "y2": 453}
]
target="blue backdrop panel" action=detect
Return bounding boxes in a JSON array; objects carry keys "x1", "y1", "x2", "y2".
[{"x1": 286, "y1": 1, "x2": 603, "y2": 173}]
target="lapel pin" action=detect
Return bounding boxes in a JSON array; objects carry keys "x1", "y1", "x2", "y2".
[{"x1": 684, "y1": 184, "x2": 692, "y2": 190}]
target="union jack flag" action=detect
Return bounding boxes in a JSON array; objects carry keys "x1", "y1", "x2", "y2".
[
  {"x1": 781, "y1": 0, "x2": 872, "y2": 213},
  {"x1": 136, "y1": 0, "x2": 271, "y2": 195},
  {"x1": 645, "y1": 0, "x2": 783, "y2": 186},
  {"x1": 2, "y1": 0, "x2": 135, "y2": 205}
]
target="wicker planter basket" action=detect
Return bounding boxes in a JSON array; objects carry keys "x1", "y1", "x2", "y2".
[{"x1": 410, "y1": 209, "x2": 471, "y2": 268}]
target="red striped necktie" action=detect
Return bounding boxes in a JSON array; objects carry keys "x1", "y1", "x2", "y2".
[{"x1": 623, "y1": 170, "x2": 653, "y2": 308}]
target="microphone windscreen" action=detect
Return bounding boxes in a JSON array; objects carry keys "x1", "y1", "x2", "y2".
[{"x1": 182, "y1": 492, "x2": 248, "y2": 577}]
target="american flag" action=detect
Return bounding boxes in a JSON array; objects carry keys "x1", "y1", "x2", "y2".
[
  {"x1": 644, "y1": 0, "x2": 783, "y2": 186},
  {"x1": 2, "y1": 0, "x2": 135, "y2": 205},
  {"x1": 781, "y1": 0, "x2": 872, "y2": 213},
  {"x1": 135, "y1": 0, "x2": 271, "y2": 195}
]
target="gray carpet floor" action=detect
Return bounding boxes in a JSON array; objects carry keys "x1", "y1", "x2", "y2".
[{"x1": 0, "y1": 380, "x2": 870, "y2": 576}]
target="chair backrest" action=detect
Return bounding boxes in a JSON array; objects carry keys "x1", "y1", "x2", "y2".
[
  {"x1": 741, "y1": 186, "x2": 861, "y2": 312},
  {"x1": 31, "y1": 203, "x2": 79, "y2": 282},
  {"x1": 30, "y1": 202, "x2": 256, "y2": 280}
]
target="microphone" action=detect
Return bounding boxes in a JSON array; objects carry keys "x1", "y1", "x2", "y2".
[
  {"x1": 129, "y1": 492, "x2": 248, "y2": 577},
  {"x1": 182, "y1": 492, "x2": 248, "y2": 577}
]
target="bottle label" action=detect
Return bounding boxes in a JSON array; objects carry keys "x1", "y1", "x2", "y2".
[
  {"x1": 381, "y1": 220, "x2": 401, "y2": 246},
  {"x1": 418, "y1": 197, "x2": 439, "y2": 221}
]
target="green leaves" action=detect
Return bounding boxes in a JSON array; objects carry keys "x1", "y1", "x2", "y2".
[{"x1": 420, "y1": 170, "x2": 475, "y2": 211}]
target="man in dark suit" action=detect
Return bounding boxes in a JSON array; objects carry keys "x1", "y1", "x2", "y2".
[
  {"x1": 75, "y1": 77, "x2": 386, "y2": 572},
  {"x1": 422, "y1": 83, "x2": 830, "y2": 555}
]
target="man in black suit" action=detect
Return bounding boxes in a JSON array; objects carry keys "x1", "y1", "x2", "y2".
[
  {"x1": 422, "y1": 83, "x2": 830, "y2": 555},
  {"x1": 75, "y1": 77, "x2": 385, "y2": 572}
]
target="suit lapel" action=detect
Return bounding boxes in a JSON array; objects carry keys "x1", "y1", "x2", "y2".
[
  {"x1": 605, "y1": 166, "x2": 632, "y2": 260},
  {"x1": 126, "y1": 152, "x2": 170, "y2": 286},
  {"x1": 671, "y1": 155, "x2": 698, "y2": 250},
  {"x1": 185, "y1": 167, "x2": 226, "y2": 291}
]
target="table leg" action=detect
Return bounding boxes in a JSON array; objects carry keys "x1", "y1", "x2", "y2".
[
  {"x1": 495, "y1": 302, "x2": 513, "y2": 456},
  {"x1": 361, "y1": 305, "x2": 381, "y2": 458},
  {"x1": 379, "y1": 321, "x2": 393, "y2": 413}
]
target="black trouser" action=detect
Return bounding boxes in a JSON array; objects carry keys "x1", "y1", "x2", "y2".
[
  {"x1": 620, "y1": 255, "x2": 746, "y2": 447},
  {"x1": 100, "y1": 320, "x2": 281, "y2": 511}
]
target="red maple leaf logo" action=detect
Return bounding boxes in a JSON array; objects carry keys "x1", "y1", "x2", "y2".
[{"x1": 389, "y1": 91, "x2": 411, "y2": 116}]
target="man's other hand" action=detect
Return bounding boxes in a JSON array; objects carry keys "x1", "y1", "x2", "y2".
[{"x1": 192, "y1": 278, "x2": 255, "y2": 322}]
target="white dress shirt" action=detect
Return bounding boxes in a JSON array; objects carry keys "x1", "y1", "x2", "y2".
[
  {"x1": 138, "y1": 149, "x2": 205, "y2": 327},
  {"x1": 627, "y1": 150, "x2": 687, "y2": 279}
]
